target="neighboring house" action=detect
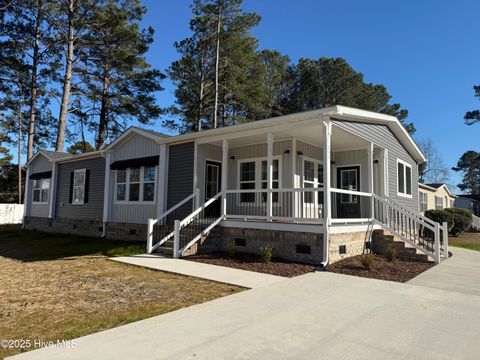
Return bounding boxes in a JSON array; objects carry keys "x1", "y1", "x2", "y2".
[
  {"x1": 455, "y1": 195, "x2": 480, "y2": 217},
  {"x1": 24, "y1": 106, "x2": 448, "y2": 265},
  {"x1": 418, "y1": 183, "x2": 456, "y2": 212}
]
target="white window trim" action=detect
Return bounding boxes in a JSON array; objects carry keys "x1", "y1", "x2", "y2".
[
  {"x1": 32, "y1": 178, "x2": 50, "y2": 204},
  {"x1": 396, "y1": 159, "x2": 413, "y2": 198},
  {"x1": 114, "y1": 166, "x2": 157, "y2": 205},
  {"x1": 237, "y1": 156, "x2": 282, "y2": 205},
  {"x1": 72, "y1": 169, "x2": 87, "y2": 205}
]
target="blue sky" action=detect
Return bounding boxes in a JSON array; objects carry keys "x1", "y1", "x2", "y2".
[
  {"x1": 139, "y1": 0, "x2": 479, "y2": 191},
  {"x1": 17, "y1": 0, "x2": 480, "y2": 190}
]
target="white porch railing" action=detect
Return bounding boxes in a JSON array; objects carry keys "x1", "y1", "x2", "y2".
[
  {"x1": 224, "y1": 188, "x2": 324, "y2": 223},
  {"x1": 472, "y1": 214, "x2": 480, "y2": 230}
]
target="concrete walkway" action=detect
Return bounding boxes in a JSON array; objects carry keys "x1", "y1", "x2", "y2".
[
  {"x1": 9, "y1": 248, "x2": 480, "y2": 360},
  {"x1": 409, "y1": 247, "x2": 480, "y2": 296},
  {"x1": 110, "y1": 254, "x2": 285, "y2": 288}
]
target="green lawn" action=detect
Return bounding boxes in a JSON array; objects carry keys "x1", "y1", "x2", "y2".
[
  {"x1": 0, "y1": 227, "x2": 242, "y2": 359},
  {"x1": 448, "y1": 231, "x2": 480, "y2": 252},
  {"x1": 0, "y1": 226, "x2": 146, "y2": 260}
]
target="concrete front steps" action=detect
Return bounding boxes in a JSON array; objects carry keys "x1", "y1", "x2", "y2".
[{"x1": 371, "y1": 229, "x2": 430, "y2": 262}]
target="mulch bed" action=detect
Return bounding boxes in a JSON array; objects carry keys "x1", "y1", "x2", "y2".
[
  {"x1": 186, "y1": 251, "x2": 318, "y2": 277},
  {"x1": 327, "y1": 254, "x2": 434, "y2": 283}
]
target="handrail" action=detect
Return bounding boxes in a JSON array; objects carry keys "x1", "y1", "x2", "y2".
[
  {"x1": 174, "y1": 191, "x2": 224, "y2": 258},
  {"x1": 180, "y1": 191, "x2": 223, "y2": 227},
  {"x1": 224, "y1": 188, "x2": 324, "y2": 194},
  {"x1": 331, "y1": 187, "x2": 373, "y2": 197},
  {"x1": 153, "y1": 190, "x2": 198, "y2": 225},
  {"x1": 472, "y1": 214, "x2": 480, "y2": 230}
]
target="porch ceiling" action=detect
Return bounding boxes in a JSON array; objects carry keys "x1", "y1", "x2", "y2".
[{"x1": 205, "y1": 123, "x2": 371, "y2": 151}]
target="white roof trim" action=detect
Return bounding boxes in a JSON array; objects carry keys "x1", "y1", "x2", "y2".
[
  {"x1": 157, "y1": 105, "x2": 426, "y2": 163},
  {"x1": 105, "y1": 126, "x2": 169, "y2": 151},
  {"x1": 419, "y1": 183, "x2": 438, "y2": 192},
  {"x1": 26, "y1": 150, "x2": 54, "y2": 166},
  {"x1": 419, "y1": 183, "x2": 456, "y2": 197}
]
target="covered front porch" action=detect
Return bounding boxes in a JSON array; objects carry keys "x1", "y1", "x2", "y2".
[{"x1": 195, "y1": 118, "x2": 388, "y2": 227}]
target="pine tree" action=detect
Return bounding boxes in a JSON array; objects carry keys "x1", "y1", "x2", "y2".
[
  {"x1": 73, "y1": 0, "x2": 163, "y2": 149},
  {"x1": 452, "y1": 151, "x2": 480, "y2": 194}
]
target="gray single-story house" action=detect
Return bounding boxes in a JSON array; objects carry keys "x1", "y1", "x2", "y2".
[{"x1": 24, "y1": 106, "x2": 449, "y2": 265}]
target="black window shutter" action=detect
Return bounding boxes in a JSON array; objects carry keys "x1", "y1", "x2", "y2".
[
  {"x1": 84, "y1": 169, "x2": 90, "y2": 203},
  {"x1": 69, "y1": 171, "x2": 74, "y2": 203}
]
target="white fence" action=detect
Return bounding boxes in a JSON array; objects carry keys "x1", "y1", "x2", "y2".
[{"x1": 0, "y1": 204, "x2": 24, "y2": 224}]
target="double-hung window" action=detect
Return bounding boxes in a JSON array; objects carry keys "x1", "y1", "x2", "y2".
[
  {"x1": 116, "y1": 166, "x2": 156, "y2": 203},
  {"x1": 419, "y1": 192, "x2": 428, "y2": 212},
  {"x1": 239, "y1": 161, "x2": 256, "y2": 203},
  {"x1": 33, "y1": 179, "x2": 50, "y2": 203},
  {"x1": 435, "y1": 196, "x2": 443, "y2": 210},
  {"x1": 397, "y1": 159, "x2": 412, "y2": 197}
]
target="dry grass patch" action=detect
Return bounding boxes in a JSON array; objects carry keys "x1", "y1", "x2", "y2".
[{"x1": 0, "y1": 229, "x2": 243, "y2": 358}]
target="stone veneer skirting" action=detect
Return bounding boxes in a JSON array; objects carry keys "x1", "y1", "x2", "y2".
[
  {"x1": 328, "y1": 231, "x2": 367, "y2": 263},
  {"x1": 24, "y1": 217, "x2": 368, "y2": 264}
]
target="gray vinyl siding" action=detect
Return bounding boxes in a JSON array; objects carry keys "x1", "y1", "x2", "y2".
[
  {"x1": 197, "y1": 143, "x2": 222, "y2": 202},
  {"x1": 227, "y1": 140, "x2": 292, "y2": 189},
  {"x1": 332, "y1": 120, "x2": 419, "y2": 213},
  {"x1": 55, "y1": 157, "x2": 105, "y2": 221},
  {"x1": 109, "y1": 133, "x2": 163, "y2": 224},
  {"x1": 28, "y1": 154, "x2": 53, "y2": 218},
  {"x1": 167, "y1": 142, "x2": 195, "y2": 208}
]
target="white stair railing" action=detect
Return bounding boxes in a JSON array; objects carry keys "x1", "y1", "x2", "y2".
[
  {"x1": 147, "y1": 189, "x2": 199, "y2": 253},
  {"x1": 372, "y1": 194, "x2": 447, "y2": 263},
  {"x1": 472, "y1": 214, "x2": 480, "y2": 230},
  {"x1": 173, "y1": 191, "x2": 224, "y2": 258}
]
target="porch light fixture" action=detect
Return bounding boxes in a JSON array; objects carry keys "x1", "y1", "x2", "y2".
[
  {"x1": 373, "y1": 159, "x2": 379, "y2": 164},
  {"x1": 297, "y1": 151, "x2": 303, "y2": 156},
  {"x1": 230, "y1": 156, "x2": 236, "y2": 160},
  {"x1": 331, "y1": 160, "x2": 336, "y2": 165},
  {"x1": 283, "y1": 149, "x2": 290, "y2": 155}
]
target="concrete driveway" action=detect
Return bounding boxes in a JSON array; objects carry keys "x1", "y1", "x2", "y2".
[{"x1": 9, "y1": 248, "x2": 480, "y2": 360}]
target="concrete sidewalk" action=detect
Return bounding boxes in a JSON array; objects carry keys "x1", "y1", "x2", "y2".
[
  {"x1": 110, "y1": 254, "x2": 285, "y2": 288},
  {"x1": 9, "y1": 270, "x2": 480, "y2": 360},
  {"x1": 9, "y1": 248, "x2": 480, "y2": 360},
  {"x1": 409, "y1": 247, "x2": 480, "y2": 296}
]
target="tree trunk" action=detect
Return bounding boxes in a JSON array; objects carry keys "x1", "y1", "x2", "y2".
[
  {"x1": 96, "y1": 74, "x2": 110, "y2": 149},
  {"x1": 18, "y1": 99, "x2": 23, "y2": 204},
  {"x1": 27, "y1": 4, "x2": 42, "y2": 161},
  {"x1": 55, "y1": 0, "x2": 75, "y2": 152},
  {"x1": 213, "y1": 6, "x2": 222, "y2": 129},
  {"x1": 198, "y1": 72, "x2": 205, "y2": 132}
]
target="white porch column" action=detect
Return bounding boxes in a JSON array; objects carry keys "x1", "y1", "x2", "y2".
[
  {"x1": 322, "y1": 118, "x2": 332, "y2": 266},
  {"x1": 221, "y1": 139, "x2": 228, "y2": 217},
  {"x1": 48, "y1": 163, "x2": 57, "y2": 218},
  {"x1": 292, "y1": 138, "x2": 297, "y2": 219},
  {"x1": 102, "y1": 151, "x2": 111, "y2": 237},
  {"x1": 267, "y1": 132, "x2": 273, "y2": 221},
  {"x1": 367, "y1": 142, "x2": 374, "y2": 219}
]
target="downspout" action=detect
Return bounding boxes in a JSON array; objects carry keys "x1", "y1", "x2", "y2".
[{"x1": 321, "y1": 116, "x2": 332, "y2": 269}]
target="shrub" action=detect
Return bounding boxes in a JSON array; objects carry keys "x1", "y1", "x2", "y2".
[
  {"x1": 260, "y1": 245, "x2": 273, "y2": 263},
  {"x1": 445, "y1": 207, "x2": 473, "y2": 220},
  {"x1": 450, "y1": 214, "x2": 472, "y2": 236},
  {"x1": 227, "y1": 242, "x2": 236, "y2": 257},
  {"x1": 385, "y1": 247, "x2": 397, "y2": 262},
  {"x1": 360, "y1": 253, "x2": 375, "y2": 271},
  {"x1": 424, "y1": 210, "x2": 454, "y2": 231}
]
